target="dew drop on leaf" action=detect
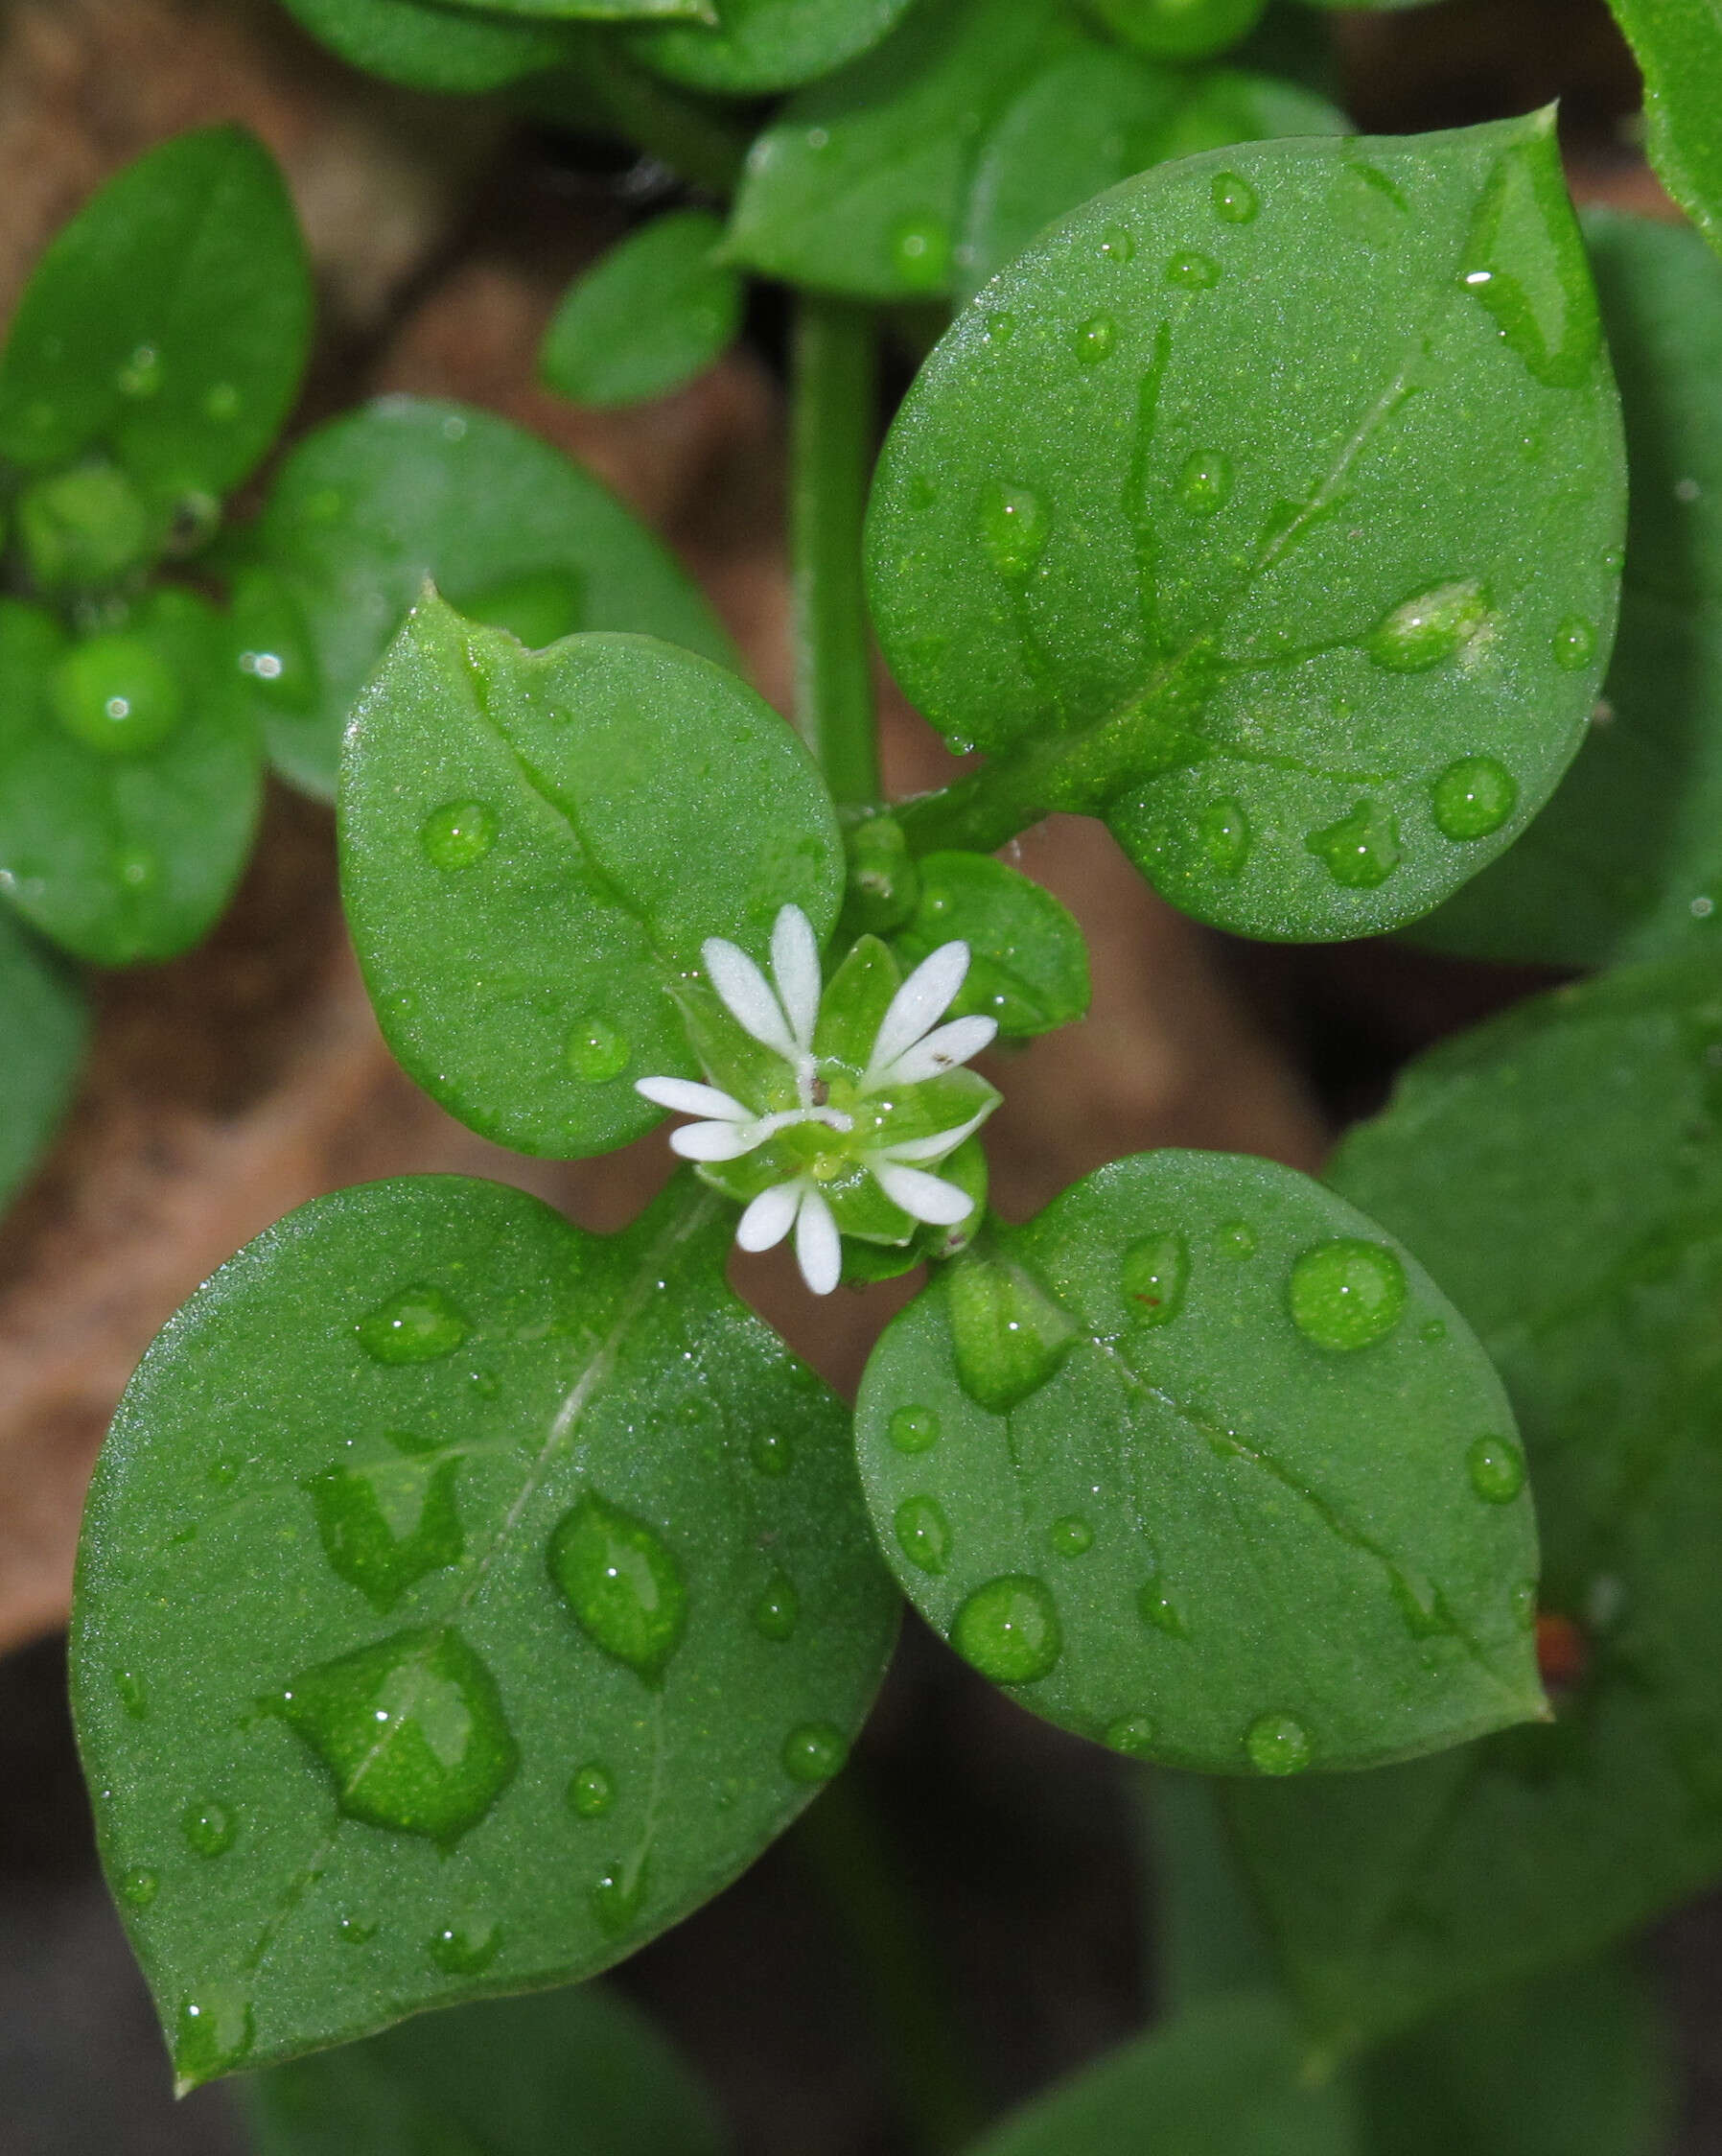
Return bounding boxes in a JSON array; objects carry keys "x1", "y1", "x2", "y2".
[
  {"x1": 419, "y1": 799, "x2": 498, "y2": 871},
  {"x1": 51, "y1": 636, "x2": 184, "y2": 758},
  {"x1": 893, "y1": 1494, "x2": 951, "y2": 1577},
  {"x1": 120, "y1": 1867, "x2": 159, "y2": 1909},
  {"x1": 1305, "y1": 800, "x2": 1402, "y2": 889},
  {"x1": 1245, "y1": 1712, "x2": 1312, "y2": 1775},
  {"x1": 306, "y1": 1454, "x2": 465, "y2": 1613},
  {"x1": 751, "y1": 1568, "x2": 802, "y2": 1640},
  {"x1": 208, "y1": 1456, "x2": 241, "y2": 1489},
  {"x1": 1175, "y1": 451, "x2": 1234, "y2": 516},
  {"x1": 987, "y1": 311, "x2": 1015, "y2": 344},
  {"x1": 1421, "y1": 1317, "x2": 1448, "y2": 1344},
  {"x1": 1049, "y1": 1514, "x2": 1093, "y2": 1558},
  {"x1": 888, "y1": 1406, "x2": 940, "y2": 1454},
  {"x1": 1431, "y1": 755, "x2": 1517, "y2": 840},
  {"x1": 181, "y1": 1800, "x2": 236, "y2": 1857},
  {"x1": 1104, "y1": 1716, "x2": 1157, "y2": 1759},
  {"x1": 1121, "y1": 1230, "x2": 1190, "y2": 1326},
  {"x1": 428, "y1": 1917, "x2": 500, "y2": 1975},
  {"x1": 979, "y1": 480, "x2": 1050, "y2": 581},
  {"x1": 1288, "y1": 1238, "x2": 1407, "y2": 1351},
  {"x1": 948, "y1": 1250, "x2": 1079, "y2": 1413},
  {"x1": 1510, "y1": 1580, "x2": 1539, "y2": 1629},
  {"x1": 1467, "y1": 1434, "x2": 1527, "y2": 1504},
  {"x1": 356, "y1": 1284, "x2": 470, "y2": 1365},
  {"x1": 950, "y1": 1574, "x2": 1062, "y2": 1684},
  {"x1": 202, "y1": 380, "x2": 242, "y2": 423},
  {"x1": 175, "y1": 1988, "x2": 254, "y2": 2086},
  {"x1": 336, "y1": 1914, "x2": 377, "y2": 1944},
  {"x1": 116, "y1": 343, "x2": 162, "y2": 399},
  {"x1": 565, "y1": 1018, "x2": 629, "y2": 1084},
  {"x1": 1367, "y1": 579, "x2": 1491, "y2": 672},
  {"x1": 781, "y1": 1722, "x2": 849, "y2": 1785},
  {"x1": 750, "y1": 1427, "x2": 795, "y2": 1477},
  {"x1": 1098, "y1": 225, "x2": 1134, "y2": 262},
  {"x1": 1166, "y1": 249, "x2": 1221, "y2": 289},
  {"x1": 1552, "y1": 614, "x2": 1597, "y2": 670},
  {"x1": 891, "y1": 214, "x2": 950, "y2": 292},
  {"x1": 1136, "y1": 1574, "x2": 1189, "y2": 1638},
  {"x1": 115, "y1": 1667, "x2": 149, "y2": 1720},
  {"x1": 592, "y1": 1861, "x2": 648, "y2": 1933},
  {"x1": 1074, "y1": 315, "x2": 1116, "y2": 365},
  {"x1": 1211, "y1": 172, "x2": 1259, "y2": 224},
  {"x1": 115, "y1": 846, "x2": 158, "y2": 890},
  {"x1": 1460, "y1": 139, "x2": 1600, "y2": 390},
  {"x1": 1218, "y1": 1219, "x2": 1257, "y2": 1258},
  {"x1": 547, "y1": 1491, "x2": 688, "y2": 1686},
  {"x1": 568, "y1": 1762, "x2": 616, "y2": 1818}
]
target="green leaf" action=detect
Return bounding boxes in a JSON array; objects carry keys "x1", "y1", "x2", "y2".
[
  {"x1": 1359, "y1": 1956, "x2": 1673, "y2": 2156},
  {"x1": 72, "y1": 1174, "x2": 897, "y2": 2086},
  {"x1": 854, "y1": 1151, "x2": 1544, "y2": 1774},
  {"x1": 278, "y1": 0, "x2": 575, "y2": 91},
  {"x1": 541, "y1": 212, "x2": 743, "y2": 408},
  {"x1": 966, "y1": 1994, "x2": 1356, "y2": 2156},
  {"x1": 1087, "y1": 0, "x2": 1271, "y2": 63},
  {"x1": 1227, "y1": 951, "x2": 1722, "y2": 2047},
  {"x1": 867, "y1": 113, "x2": 1626, "y2": 942},
  {"x1": 1149, "y1": 1773, "x2": 1279, "y2": 2011},
  {"x1": 0, "y1": 128, "x2": 311, "y2": 510},
  {"x1": 1415, "y1": 211, "x2": 1722, "y2": 967},
  {"x1": 243, "y1": 396, "x2": 733, "y2": 799},
  {"x1": 0, "y1": 904, "x2": 87, "y2": 1210},
  {"x1": 888, "y1": 851, "x2": 1089, "y2": 1037},
  {"x1": 0, "y1": 592, "x2": 263, "y2": 965},
  {"x1": 340, "y1": 596, "x2": 844, "y2": 1159},
  {"x1": 626, "y1": 0, "x2": 920, "y2": 94},
  {"x1": 1606, "y1": 0, "x2": 1722, "y2": 258},
  {"x1": 723, "y1": 0, "x2": 1070, "y2": 301},
  {"x1": 455, "y1": 0, "x2": 713, "y2": 20},
  {"x1": 244, "y1": 1982, "x2": 725, "y2": 2155}
]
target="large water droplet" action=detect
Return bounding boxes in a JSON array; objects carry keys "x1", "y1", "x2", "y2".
[
  {"x1": 951, "y1": 1575, "x2": 1062, "y2": 1684},
  {"x1": 894, "y1": 1495, "x2": 951, "y2": 1576},
  {"x1": 569, "y1": 1762, "x2": 616, "y2": 1817},
  {"x1": 1368, "y1": 580, "x2": 1491, "y2": 672},
  {"x1": 1461, "y1": 139, "x2": 1601, "y2": 388},
  {"x1": 892, "y1": 215, "x2": 950, "y2": 292},
  {"x1": 181, "y1": 1800, "x2": 236, "y2": 1858},
  {"x1": 1289, "y1": 1239, "x2": 1407, "y2": 1351},
  {"x1": 1211, "y1": 172, "x2": 1258, "y2": 224},
  {"x1": 1552, "y1": 615, "x2": 1596, "y2": 670},
  {"x1": 420, "y1": 799, "x2": 497, "y2": 871},
  {"x1": 979, "y1": 480, "x2": 1050, "y2": 582},
  {"x1": 1431, "y1": 756, "x2": 1516, "y2": 840},
  {"x1": 306, "y1": 1453, "x2": 464, "y2": 1614},
  {"x1": 1175, "y1": 451, "x2": 1233, "y2": 516},
  {"x1": 782, "y1": 1722, "x2": 849, "y2": 1785},
  {"x1": 1136, "y1": 1574, "x2": 1188, "y2": 1638},
  {"x1": 115, "y1": 1667, "x2": 149, "y2": 1720},
  {"x1": 1306, "y1": 800, "x2": 1401, "y2": 890},
  {"x1": 120, "y1": 1866, "x2": 159, "y2": 1909},
  {"x1": 1245, "y1": 1712, "x2": 1312, "y2": 1775},
  {"x1": 1467, "y1": 1434, "x2": 1526, "y2": 1504},
  {"x1": 1121, "y1": 1230, "x2": 1189, "y2": 1327},
  {"x1": 1049, "y1": 1513, "x2": 1093, "y2": 1558},
  {"x1": 566, "y1": 1017, "x2": 629, "y2": 1084},
  {"x1": 1104, "y1": 1716, "x2": 1157, "y2": 1759},
  {"x1": 592, "y1": 1860, "x2": 648, "y2": 1933},
  {"x1": 888, "y1": 1406, "x2": 940, "y2": 1454},
  {"x1": 1074, "y1": 315, "x2": 1116, "y2": 365},
  {"x1": 1166, "y1": 250, "x2": 1221, "y2": 289},
  {"x1": 175, "y1": 1987, "x2": 253, "y2": 2086},
  {"x1": 428, "y1": 1917, "x2": 500, "y2": 1975},
  {"x1": 356, "y1": 1284, "x2": 469, "y2": 1366},
  {"x1": 272, "y1": 1625, "x2": 518, "y2": 1847},
  {"x1": 52, "y1": 636, "x2": 183, "y2": 758},
  {"x1": 547, "y1": 1492, "x2": 687, "y2": 1686},
  {"x1": 752, "y1": 1569, "x2": 801, "y2": 1640},
  {"x1": 949, "y1": 1248, "x2": 1079, "y2": 1413}
]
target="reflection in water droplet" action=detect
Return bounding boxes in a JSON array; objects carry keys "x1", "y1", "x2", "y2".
[
  {"x1": 1049, "y1": 1514, "x2": 1093, "y2": 1558},
  {"x1": 1306, "y1": 800, "x2": 1401, "y2": 890},
  {"x1": 175, "y1": 1988, "x2": 254, "y2": 2086},
  {"x1": 566, "y1": 1018, "x2": 629, "y2": 1084},
  {"x1": 1136, "y1": 1576, "x2": 1188, "y2": 1638},
  {"x1": 1431, "y1": 756, "x2": 1517, "y2": 841},
  {"x1": 181, "y1": 1801, "x2": 236, "y2": 1858},
  {"x1": 782, "y1": 1723, "x2": 849, "y2": 1785},
  {"x1": 307, "y1": 1452, "x2": 464, "y2": 1614},
  {"x1": 1166, "y1": 250, "x2": 1221, "y2": 289},
  {"x1": 1368, "y1": 580, "x2": 1491, "y2": 672},
  {"x1": 1175, "y1": 452, "x2": 1233, "y2": 516},
  {"x1": 1461, "y1": 142, "x2": 1601, "y2": 388},
  {"x1": 888, "y1": 1406, "x2": 940, "y2": 1454},
  {"x1": 592, "y1": 1860, "x2": 648, "y2": 1933},
  {"x1": 979, "y1": 480, "x2": 1050, "y2": 581},
  {"x1": 115, "y1": 847, "x2": 157, "y2": 890},
  {"x1": 894, "y1": 1495, "x2": 951, "y2": 1577},
  {"x1": 1104, "y1": 1716, "x2": 1157, "y2": 1759},
  {"x1": 1552, "y1": 615, "x2": 1596, "y2": 670},
  {"x1": 52, "y1": 636, "x2": 184, "y2": 758},
  {"x1": 420, "y1": 799, "x2": 497, "y2": 871},
  {"x1": 1467, "y1": 1435, "x2": 1526, "y2": 1504},
  {"x1": 753, "y1": 1569, "x2": 802, "y2": 1639},
  {"x1": 116, "y1": 1668, "x2": 149, "y2": 1720},
  {"x1": 750, "y1": 1427, "x2": 794, "y2": 1477},
  {"x1": 120, "y1": 1867, "x2": 159, "y2": 1909},
  {"x1": 951, "y1": 1575, "x2": 1062, "y2": 1684},
  {"x1": 429, "y1": 1917, "x2": 500, "y2": 1975},
  {"x1": 1122, "y1": 1230, "x2": 1189, "y2": 1327},
  {"x1": 1211, "y1": 172, "x2": 1259, "y2": 224},
  {"x1": 357, "y1": 1284, "x2": 469, "y2": 1366},
  {"x1": 336, "y1": 1914, "x2": 377, "y2": 1944},
  {"x1": 1245, "y1": 1713, "x2": 1312, "y2": 1775},
  {"x1": 1099, "y1": 225, "x2": 1134, "y2": 262},
  {"x1": 569, "y1": 1763, "x2": 616, "y2": 1818},
  {"x1": 1074, "y1": 315, "x2": 1116, "y2": 365},
  {"x1": 1219, "y1": 1220, "x2": 1257, "y2": 1259},
  {"x1": 949, "y1": 1250, "x2": 1079, "y2": 1413},
  {"x1": 892, "y1": 215, "x2": 950, "y2": 293},
  {"x1": 548, "y1": 1492, "x2": 687, "y2": 1686},
  {"x1": 272, "y1": 1624, "x2": 518, "y2": 1846},
  {"x1": 1289, "y1": 1239, "x2": 1407, "y2": 1351}
]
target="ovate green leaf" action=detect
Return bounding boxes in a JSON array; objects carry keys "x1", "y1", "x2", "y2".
[
  {"x1": 340, "y1": 597, "x2": 843, "y2": 1158},
  {"x1": 1606, "y1": 0, "x2": 1722, "y2": 258},
  {"x1": 541, "y1": 212, "x2": 742, "y2": 407},
  {"x1": 1088, "y1": 0, "x2": 1270, "y2": 63},
  {"x1": 626, "y1": 0, "x2": 920, "y2": 94},
  {"x1": 72, "y1": 1175, "x2": 897, "y2": 2085},
  {"x1": 854, "y1": 1152, "x2": 1543, "y2": 1774},
  {"x1": 0, "y1": 905, "x2": 87, "y2": 1209},
  {"x1": 867, "y1": 113, "x2": 1625, "y2": 941},
  {"x1": 278, "y1": 0, "x2": 575, "y2": 91},
  {"x1": 888, "y1": 851, "x2": 1089, "y2": 1037}
]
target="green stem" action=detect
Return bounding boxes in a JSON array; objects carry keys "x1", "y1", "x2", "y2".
[
  {"x1": 791, "y1": 295, "x2": 882, "y2": 808},
  {"x1": 796, "y1": 1772, "x2": 989, "y2": 2154},
  {"x1": 525, "y1": 40, "x2": 749, "y2": 198}
]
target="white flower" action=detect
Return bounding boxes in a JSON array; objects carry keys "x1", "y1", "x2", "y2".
[{"x1": 637, "y1": 904, "x2": 998, "y2": 1295}]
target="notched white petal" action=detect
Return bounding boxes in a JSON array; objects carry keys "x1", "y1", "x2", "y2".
[
  {"x1": 794, "y1": 1185, "x2": 843, "y2": 1296},
  {"x1": 636, "y1": 1075, "x2": 751, "y2": 1121},
  {"x1": 669, "y1": 1120, "x2": 765, "y2": 1162},
  {"x1": 702, "y1": 935, "x2": 801, "y2": 1060},
  {"x1": 872, "y1": 1161, "x2": 976, "y2": 1227},
  {"x1": 863, "y1": 940, "x2": 970, "y2": 1085},
  {"x1": 736, "y1": 1180, "x2": 802, "y2": 1253},
  {"x1": 771, "y1": 904, "x2": 822, "y2": 1049},
  {"x1": 875, "y1": 1014, "x2": 997, "y2": 1087}
]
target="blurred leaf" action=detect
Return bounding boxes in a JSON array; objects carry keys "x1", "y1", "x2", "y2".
[
  {"x1": 279, "y1": 0, "x2": 575, "y2": 91},
  {"x1": 0, "y1": 904, "x2": 87, "y2": 1208},
  {"x1": 541, "y1": 212, "x2": 743, "y2": 407},
  {"x1": 1606, "y1": 0, "x2": 1722, "y2": 259},
  {"x1": 1087, "y1": 0, "x2": 1271, "y2": 62},
  {"x1": 627, "y1": 0, "x2": 921, "y2": 95}
]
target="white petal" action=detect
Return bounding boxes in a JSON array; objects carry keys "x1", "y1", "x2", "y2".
[
  {"x1": 874, "y1": 1105, "x2": 993, "y2": 1163},
  {"x1": 636, "y1": 1075, "x2": 751, "y2": 1121},
  {"x1": 794, "y1": 1185, "x2": 842, "y2": 1296},
  {"x1": 771, "y1": 905, "x2": 822, "y2": 1050},
  {"x1": 872, "y1": 1161, "x2": 977, "y2": 1227},
  {"x1": 702, "y1": 936, "x2": 801, "y2": 1061},
  {"x1": 735, "y1": 1180, "x2": 802, "y2": 1253},
  {"x1": 863, "y1": 941, "x2": 970, "y2": 1085},
  {"x1": 669, "y1": 1119, "x2": 766, "y2": 1162},
  {"x1": 874, "y1": 1015, "x2": 998, "y2": 1087}
]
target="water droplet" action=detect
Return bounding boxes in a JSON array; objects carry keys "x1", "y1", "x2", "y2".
[
  {"x1": 547, "y1": 1491, "x2": 687, "y2": 1686},
  {"x1": 1306, "y1": 800, "x2": 1402, "y2": 890},
  {"x1": 336, "y1": 1913, "x2": 376, "y2": 1944},
  {"x1": 1074, "y1": 315, "x2": 1116, "y2": 365},
  {"x1": 1175, "y1": 451, "x2": 1233, "y2": 516},
  {"x1": 1368, "y1": 579, "x2": 1491, "y2": 672},
  {"x1": 951, "y1": 1575, "x2": 1062, "y2": 1684},
  {"x1": 987, "y1": 311, "x2": 1015, "y2": 344},
  {"x1": 1467, "y1": 1434, "x2": 1526, "y2": 1504},
  {"x1": 1245, "y1": 1713, "x2": 1312, "y2": 1775},
  {"x1": 115, "y1": 1668, "x2": 149, "y2": 1720},
  {"x1": 888, "y1": 1406, "x2": 940, "y2": 1454},
  {"x1": 1104, "y1": 1716, "x2": 1156, "y2": 1759},
  {"x1": 306, "y1": 1453, "x2": 464, "y2": 1614},
  {"x1": 52, "y1": 636, "x2": 183, "y2": 758},
  {"x1": 203, "y1": 381, "x2": 242, "y2": 423},
  {"x1": 1166, "y1": 250, "x2": 1221, "y2": 289},
  {"x1": 1431, "y1": 755, "x2": 1517, "y2": 841},
  {"x1": 568, "y1": 1762, "x2": 616, "y2": 1818},
  {"x1": 782, "y1": 1722, "x2": 849, "y2": 1785},
  {"x1": 1421, "y1": 1318, "x2": 1448, "y2": 1344},
  {"x1": 752, "y1": 1569, "x2": 802, "y2": 1639},
  {"x1": 891, "y1": 215, "x2": 950, "y2": 293},
  {"x1": 1121, "y1": 1230, "x2": 1189, "y2": 1326},
  {"x1": 592, "y1": 1860, "x2": 648, "y2": 1933},
  {"x1": 1552, "y1": 615, "x2": 1596, "y2": 670},
  {"x1": 1049, "y1": 1514, "x2": 1093, "y2": 1558},
  {"x1": 894, "y1": 1495, "x2": 951, "y2": 1577},
  {"x1": 428, "y1": 1917, "x2": 500, "y2": 1974},
  {"x1": 1289, "y1": 1238, "x2": 1407, "y2": 1351},
  {"x1": 1461, "y1": 140, "x2": 1600, "y2": 388},
  {"x1": 1098, "y1": 225, "x2": 1134, "y2": 262},
  {"x1": 272, "y1": 1624, "x2": 518, "y2": 1846},
  {"x1": 116, "y1": 344, "x2": 161, "y2": 399},
  {"x1": 948, "y1": 1248, "x2": 1079, "y2": 1412},
  {"x1": 115, "y1": 846, "x2": 158, "y2": 890},
  {"x1": 420, "y1": 798, "x2": 497, "y2": 871},
  {"x1": 1211, "y1": 172, "x2": 1259, "y2": 224},
  {"x1": 120, "y1": 1866, "x2": 159, "y2": 1909},
  {"x1": 1219, "y1": 1220, "x2": 1257, "y2": 1258},
  {"x1": 209, "y1": 1456, "x2": 241, "y2": 1488},
  {"x1": 1136, "y1": 1576, "x2": 1188, "y2": 1638},
  {"x1": 1510, "y1": 1580, "x2": 1537, "y2": 1629},
  {"x1": 979, "y1": 480, "x2": 1050, "y2": 582},
  {"x1": 566, "y1": 1017, "x2": 629, "y2": 1084},
  {"x1": 356, "y1": 1284, "x2": 470, "y2": 1366},
  {"x1": 181, "y1": 1800, "x2": 236, "y2": 1858},
  {"x1": 750, "y1": 1427, "x2": 794, "y2": 1477},
  {"x1": 175, "y1": 1989, "x2": 254, "y2": 2086}
]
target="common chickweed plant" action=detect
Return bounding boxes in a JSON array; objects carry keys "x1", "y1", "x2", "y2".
[{"x1": 12, "y1": 0, "x2": 1722, "y2": 2147}]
